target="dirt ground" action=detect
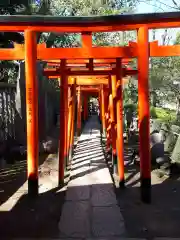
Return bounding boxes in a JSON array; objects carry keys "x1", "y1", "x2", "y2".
[
  {"x1": 116, "y1": 145, "x2": 180, "y2": 239},
  {"x1": 1, "y1": 134, "x2": 180, "y2": 239},
  {"x1": 0, "y1": 153, "x2": 66, "y2": 239},
  {"x1": 0, "y1": 126, "x2": 78, "y2": 239}
]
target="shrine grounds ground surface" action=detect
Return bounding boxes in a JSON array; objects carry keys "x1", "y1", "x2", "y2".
[
  {"x1": 0, "y1": 153, "x2": 66, "y2": 238},
  {"x1": 0, "y1": 121, "x2": 180, "y2": 239},
  {"x1": 116, "y1": 144, "x2": 180, "y2": 239}
]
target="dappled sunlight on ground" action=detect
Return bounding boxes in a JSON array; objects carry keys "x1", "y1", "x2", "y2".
[
  {"x1": 116, "y1": 143, "x2": 180, "y2": 238},
  {"x1": 1, "y1": 116, "x2": 180, "y2": 238}
]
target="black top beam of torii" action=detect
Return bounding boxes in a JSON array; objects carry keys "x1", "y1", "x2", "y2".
[
  {"x1": 0, "y1": 11, "x2": 179, "y2": 26},
  {"x1": 0, "y1": 11, "x2": 180, "y2": 47}
]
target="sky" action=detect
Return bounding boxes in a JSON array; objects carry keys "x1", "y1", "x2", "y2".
[
  {"x1": 135, "y1": 0, "x2": 180, "y2": 43},
  {"x1": 136, "y1": 0, "x2": 177, "y2": 13}
]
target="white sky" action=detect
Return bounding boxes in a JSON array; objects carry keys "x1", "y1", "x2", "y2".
[{"x1": 135, "y1": 0, "x2": 180, "y2": 43}]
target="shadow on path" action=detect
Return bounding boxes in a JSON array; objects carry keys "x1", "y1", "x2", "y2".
[{"x1": 116, "y1": 142, "x2": 180, "y2": 239}]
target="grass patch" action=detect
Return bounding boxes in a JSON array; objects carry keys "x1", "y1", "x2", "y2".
[{"x1": 155, "y1": 107, "x2": 176, "y2": 122}]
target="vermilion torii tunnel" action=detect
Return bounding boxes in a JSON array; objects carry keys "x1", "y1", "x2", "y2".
[{"x1": 1, "y1": 12, "x2": 180, "y2": 203}]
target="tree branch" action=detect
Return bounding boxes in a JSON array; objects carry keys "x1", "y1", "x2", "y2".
[{"x1": 172, "y1": 0, "x2": 179, "y2": 7}]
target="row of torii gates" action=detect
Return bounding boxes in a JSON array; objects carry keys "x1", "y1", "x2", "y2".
[{"x1": 1, "y1": 12, "x2": 180, "y2": 203}]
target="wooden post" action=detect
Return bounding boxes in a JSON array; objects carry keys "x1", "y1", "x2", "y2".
[
  {"x1": 25, "y1": 30, "x2": 39, "y2": 196},
  {"x1": 107, "y1": 77, "x2": 112, "y2": 153},
  {"x1": 105, "y1": 83, "x2": 111, "y2": 152},
  {"x1": 67, "y1": 83, "x2": 73, "y2": 166},
  {"x1": 101, "y1": 84, "x2": 106, "y2": 136},
  {"x1": 98, "y1": 91, "x2": 102, "y2": 124},
  {"x1": 58, "y1": 60, "x2": 68, "y2": 186},
  {"x1": 77, "y1": 86, "x2": 82, "y2": 136},
  {"x1": 83, "y1": 95, "x2": 88, "y2": 121},
  {"x1": 111, "y1": 75, "x2": 117, "y2": 175},
  {"x1": 70, "y1": 78, "x2": 77, "y2": 158},
  {"x1": 116, "y1": 58, "x2": 125, "y2": 188},
  {"x1": 138, "y1": 26, "x2": 151, "y2": 203},
  {"x1": 104, "y1": 88, "x2": 109, "y2": 136}
]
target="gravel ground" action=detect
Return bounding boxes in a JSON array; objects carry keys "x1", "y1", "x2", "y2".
[
  {"x1": 1, "y1": 126, "x2": 180, "y2": 239},
  {"x1": 116, "y1": 145, "x2": 180, "y2": 239}
]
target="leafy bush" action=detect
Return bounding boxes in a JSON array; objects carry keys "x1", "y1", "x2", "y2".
[
  {"x1": 155, "y1": 107, "x2": 176, "y2": 123},
  {"x1": 124, "y1": 103, "x2": 137, "y2": 114},
  {"x1": 150, "y1": 106, "x2": 157, "y2": 118}
]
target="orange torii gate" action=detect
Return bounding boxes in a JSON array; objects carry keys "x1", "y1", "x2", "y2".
[
  {"x1": 45, "y1": 66, "x2": 132, "y2": 178},
  {"x1": 2, "y1": 12, "x2": 180, "y2": 203}
]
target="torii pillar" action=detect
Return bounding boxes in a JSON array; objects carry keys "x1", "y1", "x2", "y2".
[
  {"x1": 67, "y1": 82, "x2": 73, "y2": 165},
  {"x1": 111, "y1": 75, "x2": 118, "y2": 175},
  {"x1": 100, "y1": 84, "x2": 107, "y2": 136},
  {"x1": 83, "y1": 94, "x2": 88, "y2": 122},
  {"x1": 70, "y1": 78, "x2": 77, "y2": 157},
  {"x1": 25, "y1": 30, "x2": 39, "y2": 196},
  {"x1": 106, "y1": 77, "x2": 113, "y2": 153},
  {"x1": 58, "y1": 60, "x2": 68, "y2": 186},
  {"x1": 138, "y1": 26, "x2": 151, "y2": 203},
  {"x1": 77, "y1": 86, "x2": 82, "y2": 136},
  {"x1": 116, "y1": 58, "x2": 125, "y2": 188}
]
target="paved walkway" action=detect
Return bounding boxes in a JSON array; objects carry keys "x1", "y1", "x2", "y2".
[{"x1": 58, "y1": 115, "x2": 125, "y2": 239}]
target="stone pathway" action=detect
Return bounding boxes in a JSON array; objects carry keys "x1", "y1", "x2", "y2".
[{"x1": 58, "y1": 115, "x2": 125, "y2": 239}]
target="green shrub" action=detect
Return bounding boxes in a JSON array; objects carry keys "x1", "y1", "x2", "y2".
[
  {"x1": 124, "y1": 103, "x2": 137, "y2": 114},
  {"x1": 150, "y1": 107, "x2": 157, "y2": 118},
  {"x1": 155, "y1": 107, "x2": 176, "y2": 123}
]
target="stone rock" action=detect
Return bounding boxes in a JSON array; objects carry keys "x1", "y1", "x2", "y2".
[
  {"x1": 132, "y1": 132, "x2": 165, "y2": 166},
  {"x1": 11, "y1": 145, "x2": 27, "y2": 154},
  {"x1": 150, "y1": 119, "x2": 162, "y2": 134},
  {"x1": 171, "y1": 124, "x2": 180, "y2": 134},
  {"x1": 3, "y1": 145, "x2": 27, "y2": 163},
  {"x1": 150, "y1": 132, "x2": 163, "y2": 146},
  {"x1": 171, "y1": 134, "x2": 180, "y2": 164},
  {"x1": 158, "y1": 124, "x2": 180, "y2": 154},
  {"x1": 159, "y1": 122, "x2": 170, "y2": 143},
  {"x1": 161, "y1": 122, "x2": 170, "y2": 132},
  {"x1": 150, "y1": 132, "x2": 164, "y2": 165},
  {"x1": 169, "y1": 162, "x2": 180, "y2": 175},
  {"x1": 42, "y1": 136, "x2": 58, "y2": 153},
  {"x1": 164, "y1": 132, "x2": 177, "y2": 153}
]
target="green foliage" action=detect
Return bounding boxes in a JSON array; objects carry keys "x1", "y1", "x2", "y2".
[
  {"x1": 0, "y1": 61, "x2": 19, "y2": 84},
  {"x1": 174, "y1": 31, "x2": 180, "y2": 45},
  {"x1": 150, "y1": 53, "x2": 180, "y2": 114},
  {"x1": 53, "y1": 33, "x2": 81, "y2": 48},
  {"x1": 171, "y1": 134, "x2": 180, "y2": 164},
  {"x1": 49, "y1": 0, "x2": 137, "y2": 47},
  {"x1": 150, "y1": 106, "x2": 157, "y2": 118},
  {"x1": 50, "y1": 0, "x2": 138, "y2": 16},
  {"x1": 155, "y1": 107, "x2": 176, "y2": 123},
  {"x1": 0, "y1": 0, "x2": 51, "y2": 15},
  {"x1": 0, "y1": 0, "x2": 28, "y2": 14},
  {"x1": 149, "y1": 29, "x2": 180, "y2": 113},
  {"x1": 0, "y1": 0, "x2": 139, "y2": 84},
  {"x1": 123, "y1": 78, "x2": 138, "y2": 104},
  {"x1": 124, "y1": 103, "x2": 137, "y2": 114}
]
